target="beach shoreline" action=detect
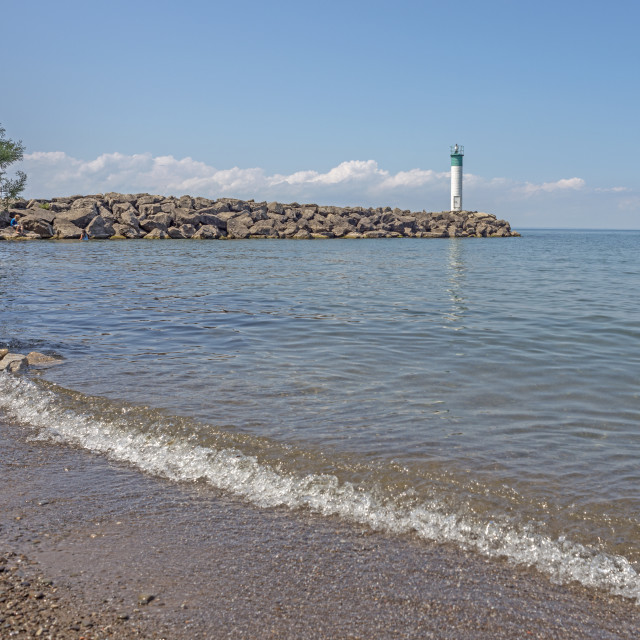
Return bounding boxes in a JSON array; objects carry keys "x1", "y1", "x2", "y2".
[{"x1": 2, "y1": 418, "x2": 638, "y2": 639}]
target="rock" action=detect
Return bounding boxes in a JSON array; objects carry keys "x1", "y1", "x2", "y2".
[
  {"x1": 55, "y1": 205, "x2": 98, "y2": 228},
  {"x1": 111, "y1": 223, "x2": 141, "y2": 239},
  {"x1": 104, "y1": 192, "x2": 137, "y2": 207},
  {"x1": 226, "y1": 217, "x2": 251, "y2": 239},
  {"x1": 20, "y1": 216, "x2": 54, "y2": 238},
  {"x1": 86, "y1": 215, "x2": 115, "y2": 239},
  {"x1": 138, "y1": 203, "x2": 163, "y2": 217},
  {"x1": 140, "y1": 213, "x2": 172, "y2": 233},
  {"x1": 53, "y1": 219, "x2": 83, "y2": 239},
  {"x1": 248, "y1": 219, "x2": 278, "y2": 237},
  {"x1": 0, "y1": 348, "x2": 8, "y2": 358},
  {"x1": 119, "y1": 210, "x2": 142, "y2": 232},
  {"x1": 70, "y1": 197, "x2": 101, "y2": 210},
  {"x1": 173, "y1": 210, "x2": 201, "y2": 227},
  {"x1": 267, "y1": 201, "x2": 284, "y2": 214},
  {"x1": 198, "y1": 212, "x2": 227, "y2": 229},
  {"x1": 0, "y1": 353, "x2": 28, "y2": 373},
  {"x1": 136, "y1": 194, "x2": 164, "y2": 206},
  {"x1": 112, "y1": 202, "x2": 137, "y2": 219},
  {"x1": 192, "y1": 225, "x2": 223, "y2": 239},
  {"x1": 25, "y1": 352, "x2": 60, "y2": 367},
  {"x1": 143, "y1": 228, "x2": 170, "y2": 239},
  {"x1": 137, "y1": 593, "x2": 155, "y2": 605}
]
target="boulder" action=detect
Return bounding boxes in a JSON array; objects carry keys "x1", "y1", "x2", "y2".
[
  {"x1": 112, "y1": 223, "x2": 142, "y2": 239},
  {"x1": 173, "y1": 210, "x2": 201, "y2": 227},
  {"x1": 138, "y1": 203, "x2": 163, "y2": 217},
  {"x1": 136, "y1": 195, "x2": 164, "y2": 206},
  {"x1": 198, "y1": 212, "x2": 226, "y2": 229},
  {"x1": 0, "y1": 353, "x2": 28, "y2": 373},
  {"x1": 105, "y1": 192, "x2": 137, "y2": 207},
  {"x1": 112, "y1": 202, "x2": 138, "y2": 218},
  {"x1": 53, "y1": 219, "x2": 83, "y2": 239},
  {"x1": 0, "y1": 210, "x2": 9, "y2": 227},
  {"x1": 193, "y1": 197, "x2": 213, "y2": 210},
  {"x1": 119, "y1": 210, "x2": 142, "y2": 232},
  {"x1": 192, "y1": 225, "x2": 223, "y2": 239},
  {"x1": 293, "y1": 229, "x2": 311, "y2": 239},
  {"x1": 140, "y1": 213, "x2": 172, "y2": 232},
  {"x1": 226, "y1": 217, "x2": 251, "y2": 238},
  {"x1": 55, "y1": 205, "x2": 98, "y2": 228},
  {"x1": 267, "y1": 201, "x2": 284, "y2": 214},
  {"x1": 143, "y1": 228, "x2": 170, "y2": 239},
  {"x1": 86, "y1": 215, "x2": 115, "y2": 239},
  {"x1": 26, "y1": 351, "x2": 61, "y2": 366},
  {"x1": 71, "y1": 197, "x2": 101, "y2": 210},
  {"x1": 248, "y1": 219, "x2": 278, "y2": 237},
  {"x1": 20, "y1": 215, "x2": 54, "y2": 238}
]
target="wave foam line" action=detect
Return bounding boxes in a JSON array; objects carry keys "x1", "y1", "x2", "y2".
[{"x1": 1, "y1": 372, "x2": 639, "y2": 603}]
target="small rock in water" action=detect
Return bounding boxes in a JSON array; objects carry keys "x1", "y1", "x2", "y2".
[{"x1": 138, "y1": 593, "x2": 155, "y2": 605}]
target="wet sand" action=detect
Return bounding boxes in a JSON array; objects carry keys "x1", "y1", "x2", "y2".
[{"x1": 1, "y1": 418, "x2": 638, "y2": 639}]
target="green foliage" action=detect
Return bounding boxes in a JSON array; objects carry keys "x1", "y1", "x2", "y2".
[
  {"x1": 0, "y1": 124, "x2": 27, "y2": 211},
  {"x1": 39, "y1": 202, "x2": 51, "y2": 210}
]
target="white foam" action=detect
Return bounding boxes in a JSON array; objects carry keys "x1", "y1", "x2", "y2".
[{"x1": 1, "y1": 371, "x2": 639, "y2": 602}]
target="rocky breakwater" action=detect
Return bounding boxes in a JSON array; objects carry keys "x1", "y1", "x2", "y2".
[{"x1": 0, "y1": 193, "x2": 519, "y2": 240}]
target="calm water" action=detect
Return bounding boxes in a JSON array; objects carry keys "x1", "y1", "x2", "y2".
[{"x1": 1, "y1": 231, "x2": 639, "y2": 600}]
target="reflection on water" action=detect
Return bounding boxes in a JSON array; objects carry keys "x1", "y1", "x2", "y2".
[{"x1": 444, "y1": 239, "x2": 467, "y2": 328}]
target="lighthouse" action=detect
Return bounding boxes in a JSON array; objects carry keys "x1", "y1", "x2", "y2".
[{"x1": 450, "y1": 144, "x2": 464, "y2": 211}]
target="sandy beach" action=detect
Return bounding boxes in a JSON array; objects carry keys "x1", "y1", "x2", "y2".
[{"x1": 1, "y1": 418, "x2": 638, "y2": 639}]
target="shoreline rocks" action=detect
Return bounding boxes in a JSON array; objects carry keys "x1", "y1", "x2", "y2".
[
  {"x1": 0, "y1": 193, "x2": 520, "y2": 241},
  {"x1": 0, "y1": 351, "x2": 61, "y2": 373}
]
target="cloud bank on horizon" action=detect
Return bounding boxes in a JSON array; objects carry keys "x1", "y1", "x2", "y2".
[{"x1": 20, "y1": 151, "x2": 639, "y2": 229}]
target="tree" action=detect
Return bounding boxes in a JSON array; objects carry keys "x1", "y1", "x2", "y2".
[{"x1": 0, "y1": 124, "x2": 27, "y2": 211}]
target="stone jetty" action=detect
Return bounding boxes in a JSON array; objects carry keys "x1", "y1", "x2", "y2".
[{"x1": 0, "y1": 193, "x2": 519, "y2": 240}]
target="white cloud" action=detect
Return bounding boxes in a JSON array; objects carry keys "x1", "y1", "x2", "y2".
[
  {"x1": 16, "y1": 151, "x2": 640, "y2": 228},
  {"x1": 519, "y1": 177, "x2": 586, "y2": 196}
]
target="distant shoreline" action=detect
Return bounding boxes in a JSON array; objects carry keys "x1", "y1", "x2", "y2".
[{"x1": 1, "y1": 192, "x2": 519, "y2": 240}]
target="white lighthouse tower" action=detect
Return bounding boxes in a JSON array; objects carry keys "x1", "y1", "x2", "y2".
[{"x1": 450, "y1": 144, "x2": 464, "y2": 211}]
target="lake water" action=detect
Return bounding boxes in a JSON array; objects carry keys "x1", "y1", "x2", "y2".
[{"x1": 1, "y1": 231, "x2": 639, "y2": 602}]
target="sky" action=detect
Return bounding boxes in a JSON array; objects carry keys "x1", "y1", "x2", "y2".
[{"x1": 3, "y1": 0, "x2": 639, "y2": 229}]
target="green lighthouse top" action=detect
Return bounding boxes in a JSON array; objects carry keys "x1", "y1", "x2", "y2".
[{"x1": 450, "y1": 144, "x2": 464, "y2": 166}]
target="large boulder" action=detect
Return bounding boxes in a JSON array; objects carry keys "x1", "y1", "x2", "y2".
[
  {"x1": 55, "y1": 205, "x2": 98, "y2": 228},
  {"x1": 111, "y1": 223, "x2": 142, "y2": 239},
  {"x1": 143, "y1": 228, "x2": 170, "y2": 239},
  {"x1": 226, "y1": 217, "x2": 251, "y2": 239},
  {"x1": 53, "y1": 219, "x2": 83, "y2": 239},
  {"x1": 86, "y1": 215, "x2": 115, "y2": 239},
  {"x1": 248, "y1": 219, "x2": 278, "y2": 237},
  {"x1": 140, "y1": 213, "x2": 172, "y2": 232},
  {"x1": 192, "y1": 225, "x2": 223, "y2": 239},
  {"x1": 198, "y1": 212, "x2": 227, "y2": 229},
  {"x1": 20, "y1": 215, "x2": 54, "y2": 238}
]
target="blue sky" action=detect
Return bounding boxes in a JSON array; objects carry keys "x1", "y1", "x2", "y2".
[{"x1": 3, "y1": 0, "x2": 639, "y2": 228}]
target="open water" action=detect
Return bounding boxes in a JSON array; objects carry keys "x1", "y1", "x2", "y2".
[{"x1": 1, "y1": 231, "x2": 639, "y2": 601}]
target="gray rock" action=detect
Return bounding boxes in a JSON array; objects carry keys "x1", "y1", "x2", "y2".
[
  {"x1": 53, "y1": 219, "x2": 83, "y2": 239},
  {"x1": 248, "y1": 219, "x2": 278, "y2": 237},
  {"x1": 138, "y1": 203, "x2": 163, "y2": 217},
  {"x1": 111, "y1": 223, "x2": 142, "y2": 239},
  {"x1": 119, "y1": 210, "x2": 141, "y2": 231},
  {"x1": 173, "y1": 210, "x2": 201, "y2": 227},
  {"x1": 0, "y1": 353, "x2": 28, "y2": 373},
  {"x1": 143, "y1": 228, "x2": 170, "y2": 239},
  {"x1": 192, "y1": 225, "x2": 222, "y2": 239},
  {"x1": 226, "y1": 217, "x2": 250, "y2": 238},
  {"x1": 140, "y1": 213, "x2": 172, "y2": 233},
  {"x1": 198, "y1": 212, "x2": 226, "y2": 229},
  {"x1": 26, "y1": 352, "x2": 61, "y2": 366},
  {"x1": 19, "y1": 216, "x2": 54, "y2": 238},
  {"x1": 71, "y1": 197, "x2": 101, "y2": 210},
  {"x1": 86, "y1": 216, "x2": 115, "y2": 239},
  {"x1": 267, "y1": 201, "x2": 284, "y2": 214},
  {"x1": 136, "y1": 195, "x2": 164, "y2": 206},
  {"x1": 55, "y1": 205, "x2": 98, "y2": 228}
]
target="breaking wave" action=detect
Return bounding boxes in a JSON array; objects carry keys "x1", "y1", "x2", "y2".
[{"x1": 1, "y1": 371, "x2": 639, "y2": 603}]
